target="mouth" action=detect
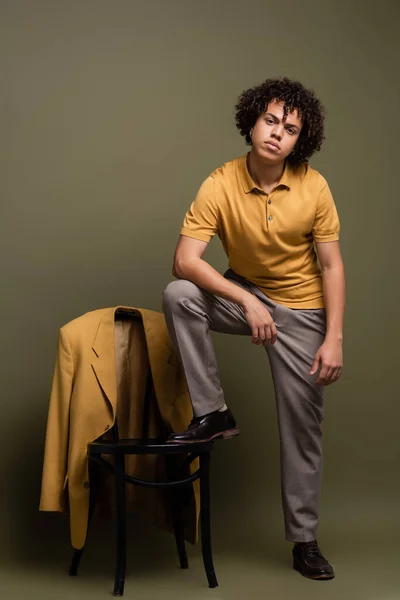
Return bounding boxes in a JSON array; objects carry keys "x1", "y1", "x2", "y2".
[{"x1": 265, "y1": 141, "x2": 280, "y2": 151}]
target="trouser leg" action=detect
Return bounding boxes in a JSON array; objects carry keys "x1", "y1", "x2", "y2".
[
  {"x1": 221, "y1": 272, "x2": 327, "y2": 541},
  {"x1": 161, "y1": 274, "x2": 254, "y2": 417},
  {"x1": 265, "y1": 304, "x2": 327, "y2": 543}
]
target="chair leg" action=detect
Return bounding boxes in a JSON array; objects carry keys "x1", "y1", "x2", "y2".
[
  {"x1": 199, "y1": 452, "x2": 218, "y2": 588},
  {"x1": 69, "y1": 459, "x2": 98, "y2": 576},
  {"x1": 166, "y1": 455, "x2": 189, "y2": 569},
  {"x1": 69, "y1": 548, "x2": 84, "y2": 576},
  {"x1": 113, "y1": 451, "x2": 127, "y2": 597}
]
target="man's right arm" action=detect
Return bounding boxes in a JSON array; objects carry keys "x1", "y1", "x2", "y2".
[
  {"x1": 172, "y1": 235, "x2": 251, "y2": 307},
  {"x1": 172, "y1": 235, "x2": 278, "y2": 345}
]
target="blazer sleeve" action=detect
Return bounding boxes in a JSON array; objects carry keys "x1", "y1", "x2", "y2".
[{"x1": 39, "y1": 327, "x2": 74, "y2": 513}]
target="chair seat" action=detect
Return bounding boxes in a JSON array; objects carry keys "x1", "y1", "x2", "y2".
[{"x1": 88, "y1": 437, "x2": 214, "y2": 455}]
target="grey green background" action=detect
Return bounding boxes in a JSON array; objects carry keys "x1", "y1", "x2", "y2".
[{"x1": 1, "y1": 1, "x2": 399, "y2": 599}]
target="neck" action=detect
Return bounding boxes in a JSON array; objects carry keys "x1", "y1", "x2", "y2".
[{"x1": 247, "y1": 149, "x2": 286, "y2": 192}]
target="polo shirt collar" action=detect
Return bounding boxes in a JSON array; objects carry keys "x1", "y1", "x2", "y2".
[{"x1": 239, "y1": 152, "x2": 292, "y2": 194}]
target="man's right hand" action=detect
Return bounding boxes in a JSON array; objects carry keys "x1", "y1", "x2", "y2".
[{"x1": 242, "y1": 294, "x2": 278, "y2": 346}]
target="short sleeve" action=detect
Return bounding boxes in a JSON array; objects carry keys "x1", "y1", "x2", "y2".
[
  {"x1": 180, "y1": 176, "x2": 219, "y2": 242},
  {"x1": 312, "y1": 176, "x2": 340, "y2": 242}
]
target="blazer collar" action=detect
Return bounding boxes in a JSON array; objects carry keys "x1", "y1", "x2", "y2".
[
  {"x1": 92, "y1": 306, "x2": 173, "y2": 356},
  {"x1": 92, "y1": 306, "x2": 140, "y2": 357}
]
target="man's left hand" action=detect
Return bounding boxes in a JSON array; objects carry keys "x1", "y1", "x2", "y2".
[{"x1": 310, "y1": 339, "x2": 343, "y2": 386}]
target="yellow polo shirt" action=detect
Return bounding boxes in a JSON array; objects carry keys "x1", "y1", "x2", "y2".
[{"x1": 180, "y1": 153, "x2": 340, "y2": 309}]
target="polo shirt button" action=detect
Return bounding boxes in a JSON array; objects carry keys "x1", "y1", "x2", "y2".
[
  {"x1": 268, "y1": 216, "x2": 273, "y2": 221},
  {"x1": 83, "y1": 481, "x2": 90, "y2": 489},
  {"x1": 268, "y1": 200, "x2": 272, "y2": 204}
]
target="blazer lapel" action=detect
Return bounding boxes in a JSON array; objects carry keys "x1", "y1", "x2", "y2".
[{"x1": 91, "y1": 308, "x2": 119, "y2": 419}]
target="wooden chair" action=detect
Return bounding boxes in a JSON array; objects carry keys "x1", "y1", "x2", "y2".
[{"x1": 68, "y1": 315, "x2": 218, "y2": 596}]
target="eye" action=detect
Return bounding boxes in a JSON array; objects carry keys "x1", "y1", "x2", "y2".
[
  {"x1": 265, "y1": 118, "x2": 274, "y2": 124},
  {"x1": 287, "y1": 129, "x2": 296, "y2": 135}
]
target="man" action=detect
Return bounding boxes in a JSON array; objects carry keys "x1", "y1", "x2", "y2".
[{"x1": 162, "y1": 77, "x2": 345, "y2": 580}]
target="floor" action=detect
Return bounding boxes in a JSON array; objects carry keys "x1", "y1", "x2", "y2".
[{"x1": 1, "y1": 510, "x2": 398, "y2": 600}]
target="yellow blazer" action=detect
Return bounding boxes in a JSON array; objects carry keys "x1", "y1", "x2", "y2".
[{"x1": 39, "y1": 306, "x2": 199, "y2": 549}]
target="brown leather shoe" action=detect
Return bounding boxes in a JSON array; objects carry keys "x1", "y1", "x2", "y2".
[
  {"x1": 167, "y1": 408, "x2": 239, "y2": 443},
  {"x1": 293, "y1": 540, "x2": 335, "y2": 580}
]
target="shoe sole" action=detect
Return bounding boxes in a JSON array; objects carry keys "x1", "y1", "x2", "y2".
[
  {"x1": 167, "y1": 426, "x2": 240, "y2": 444},
  {"x1": 293, "y1": 558, "x2": 335, "y2": 580}
]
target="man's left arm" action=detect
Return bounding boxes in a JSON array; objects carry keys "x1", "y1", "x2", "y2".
[{"x1": 311, "y1": 240, "x2": 345, "y2": 385}]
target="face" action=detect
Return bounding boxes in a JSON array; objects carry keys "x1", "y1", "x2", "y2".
[{"x1": 250, "y1": 99, "x2": 303, "y2": 162}]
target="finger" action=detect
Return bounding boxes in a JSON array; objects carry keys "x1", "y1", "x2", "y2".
[
  {"x1": 262, "y1": 326, "x2": 270, "y2": 346},
  {"x1": 255, "y1": 326, "x2": 265, "y2": 345},
  {"x1": 263, "y1": 324, "x2": 272, "y2": 345},
  {"x1": 330, "y1": 367, "x2": 340, "y2": 382},
  {"x1": 260, "y1": 326, "x2": 268, "y2": 345},
  {"x1": 257, "y1": 327, "x2": 265, "y2": 346},
  {"x1": 325, "y1": 367, "x2": 336, "y2": 385},
  {"x1": 270, "y1": 322, "x2": 278, "y2": 344},
  {"x1": 310, "y1": 355, "x2": 320, "y2": 375},
  {"x1": 262, "y1": 323, "x2": 276, "y2": 346},
  {"x1": 327, "y1": 367, "x2": 342, "y2": 385},
  {"x1": 315, "y1": 366, "x2": 330, "y2": 386},
  {"x1": 323, "y1": 367, "x2": 335, "y2": 385}
]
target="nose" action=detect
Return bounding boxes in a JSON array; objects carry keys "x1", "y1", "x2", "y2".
[
  {"x1": 271, "y1": 123, "x2": 283, "y2": 140},
  {"x1": 271, "y1": 125, "x2": 283, "y2": 140}
]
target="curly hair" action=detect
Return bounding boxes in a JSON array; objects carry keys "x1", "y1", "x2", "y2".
[{"x1": 235, "y1": 77, "x2": 326, "y2": 166}]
